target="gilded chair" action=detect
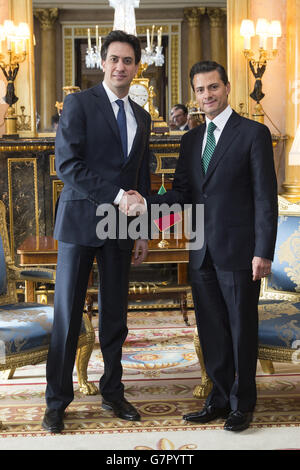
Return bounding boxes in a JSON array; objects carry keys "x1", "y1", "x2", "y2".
[
  {"x1": 193, "y1": 196, "x2": 300, "y2": 398},
  {"x1": 0, "y1": 200, "x2": 97, "y2": 428}
]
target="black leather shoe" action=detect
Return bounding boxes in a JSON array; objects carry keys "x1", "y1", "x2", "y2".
[
  {"x1": 102, "y1": 397, "x2": 141, "y2": 421},
  {"x1": 183, "y1": 405, "x2": 231, "y2": 423},
  {"x1": 42, "y1": 408, "x2": 64, "y2": 433},
  {"x1": 224, "y1": 410, "x2": 253, "y2": 432}
]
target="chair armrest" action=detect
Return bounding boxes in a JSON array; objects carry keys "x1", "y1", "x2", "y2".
[{"x1": 8, "y1": 265, "x2": 56, "y2": 283}]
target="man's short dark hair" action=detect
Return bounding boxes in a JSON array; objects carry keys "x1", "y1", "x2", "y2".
[
  {"x1": 172, "y1": 104, "x2": 188, "y2": 115},
  {"x1": 190, "y1": 61, "x2": 229, "y2": 90},
  {"x1": 101, "y1": 30, "x2": 141, "y2": 64}
]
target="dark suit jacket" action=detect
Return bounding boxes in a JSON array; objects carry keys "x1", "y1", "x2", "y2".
[
  {"x1": 148, "y1": 110, "x2": 278, "y2": 270},
  {"x1": 54, "y1": 82, "x2": 151, "y2": 248}
]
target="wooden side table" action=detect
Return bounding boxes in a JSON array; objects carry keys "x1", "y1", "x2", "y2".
[{"x1": 17, "y1": 235, "x2": 192, "y2": 324}]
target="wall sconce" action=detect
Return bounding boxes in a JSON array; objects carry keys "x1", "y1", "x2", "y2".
[
  {"x1": 0, "y1": 20, "x2": 30, "y2": 138},
  {"x1": 240, "y1": 18, "x2": 282, "y2": 123}
]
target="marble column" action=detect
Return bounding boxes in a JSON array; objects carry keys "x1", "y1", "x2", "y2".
[
  {"x1": 281, "y1": 0, "x2": 300, "y2": 201},
  {"x1": 207, "y1": 8, "x2": 227, "y2": 68},
  {"x1": 183, "y1": 7, "x2": 202, "y2": 102},
  {"x1": 226, "y1": 0, "x2": 250, "y2": 115},
  {"x1": 34, "y1": 8, "x2": 58, "y2": 131}
]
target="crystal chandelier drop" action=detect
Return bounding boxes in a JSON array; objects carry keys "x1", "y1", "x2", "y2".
[{"x1": 85, "y1": 0, "x2": 164, "y2": 70}]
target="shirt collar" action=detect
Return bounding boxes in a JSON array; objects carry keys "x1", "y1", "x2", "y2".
[
  {"x1": 205, "y1": 105, "x2": 232, "y2": 131},
  {"x1": 102, "y1": 80, "x2": 129, "y2": 107},
  {"x1": 179, "y1": 121, "x2": 188, "y2": 130}
]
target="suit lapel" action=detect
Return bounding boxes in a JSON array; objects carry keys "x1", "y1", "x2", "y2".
[
  {"x1": 191, "y1": 124, "x2": 206, "y2": 186},
  {"x1": 125, "y1": 97, "x2": 144, "y2": 162},
  {"x1": 204, "y1": 110, "x2": 241, "y2": 184},
  {"x1": 91, "y1": 85, "x2": 142, "y2": 165},
  {"x1": 91, "y1": 83, "x2": 121, "y2": 142}
]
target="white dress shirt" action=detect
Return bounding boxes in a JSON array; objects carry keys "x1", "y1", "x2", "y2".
[
  {"x1": 102, "y1": 81, "x2": 137, "y2": 205},
  {"x1": 201, "y1": 104, "x2": 233, "y2": 156}
]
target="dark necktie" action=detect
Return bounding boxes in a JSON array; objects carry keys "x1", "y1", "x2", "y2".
[
  {"x1": 202, "y1": 121, "x2": 217, "y2": 174},
  {"x1": 116, "y1": 99, "x2": 128, "y2": 159}
]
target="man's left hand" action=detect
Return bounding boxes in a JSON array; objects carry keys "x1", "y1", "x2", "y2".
[
  {"x1": 133, "y1": 239, "x2": 148, "y2": 265},
  {"x1": 252, "y1": 256, "x2": 272, "y2": 281}
]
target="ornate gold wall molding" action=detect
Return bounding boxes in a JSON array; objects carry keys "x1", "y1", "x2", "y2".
[{"x1": 62, "y1": 22, "x2": 181, "y2": 113}]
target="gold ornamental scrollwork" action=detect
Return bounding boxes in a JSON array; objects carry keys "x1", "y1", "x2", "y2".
[
  {"x1": 207, "y1": 8, "x2": 227, "y2": 28},
  {"x1": 34, "y1": 8, "x2": 59, "y2": 31},
  {"x1": 183, "y1": 7, "x2": 202, "y2": 28}
]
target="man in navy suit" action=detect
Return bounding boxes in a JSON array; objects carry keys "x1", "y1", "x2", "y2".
[
  {"x1": 129, "y1": 61, "x2": 278, "y2": 431},
  {"x1": 42, "y1": 30, "x2": 151, "y2": 433}
]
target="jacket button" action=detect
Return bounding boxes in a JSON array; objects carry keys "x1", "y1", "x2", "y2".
[{"x1": 203, "y1": 193, "x2": 208, "y2": 199}]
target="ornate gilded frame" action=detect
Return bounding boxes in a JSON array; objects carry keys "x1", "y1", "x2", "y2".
[
  {"x1": 62, "y1": 22, "x2": 181, "y2": 112},
  {"x1": 260, "y1": 195, "x2": 300, "y2": 302},
  {"x1": 7, "y1": 157, "x2": 39, "y2": 260}
]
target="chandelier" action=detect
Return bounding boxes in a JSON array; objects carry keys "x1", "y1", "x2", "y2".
[
  {"x1": 85, "y1": 0, "x2": 164, "y2": 70},
  {"x1": 85, "y1": 25, "x2": 102, "y2": 69}
]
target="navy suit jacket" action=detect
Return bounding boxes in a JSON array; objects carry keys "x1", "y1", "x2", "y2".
[
  {"x1": 148, "y1": 110, "x2": 278, "y2": 270},
  {"x1": 54, "y1": 83, "x2": 151, "y2": 248}
]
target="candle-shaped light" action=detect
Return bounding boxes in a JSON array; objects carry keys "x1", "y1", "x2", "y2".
[
  {"x1": 96, "y1": 25, "x2": 99, "y2": 49},
  {"x1": 88, "y1": 28, "x2": 91, "y2": 49},
  {"x1": 269, "y1": 20, "x2": 281, "y2": 50},
  {"x1": 157, "y1": 26, "x2": 162, "y2": 48},
  {"x1": 146, "y1": 28, "x2": 150, "y2": 49},
  {"x1": 18, "y1": 22, "x2": 30, "y2": 53},
  {"x1": 150, "y1": 24, "x2": 155, "y2": 50},
  {"x1": 256, "y1": 18, "x2": 269, "y2": 49},
  {"x1": 240, "y1": 19, "x2": 255, "y2": 50},
  {"x1": 4, "y1": 20, "x2": 14, "y2": 52}
]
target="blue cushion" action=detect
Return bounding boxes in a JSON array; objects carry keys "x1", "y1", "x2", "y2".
[
  {"x1": 258, "y1": 299, "x2": 300, "y2": 348},
  {"x1": 20, "y1": 269, "x2": 55, "y2": 281},
  {"x1": 0, "y1": 235, "x2": 7, "y2": 296},
  {"x1": 266, "y1": 215, "x2": 300, "y2": 293},
  {"x1": 0, "y1": 302, "x2": 86, "y2": 358}
]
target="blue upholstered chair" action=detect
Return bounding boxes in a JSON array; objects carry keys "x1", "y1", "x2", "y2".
[
  {"x1": 258, "y1": 195, "x2": 300, "y2": 373},
  {"x1": 193, "y1": 196, "x2": 300, "y2": 398},
  {"x1": 0, "y1": 201, "x2": 97, "y2": 428}
]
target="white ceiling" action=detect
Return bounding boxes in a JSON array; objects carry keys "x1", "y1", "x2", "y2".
[{"x1": 32, "y1": 0, "x2": 226, "y2": 10}]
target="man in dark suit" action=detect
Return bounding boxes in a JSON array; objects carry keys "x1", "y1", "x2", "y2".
[
  {"x1": 42, "y1": 30, "x2": 151, "y2": 433},
  {"x1": 129, "y1": 61, "x2": 278, "y2": 432},
  {"x1": 171, "y1": 104, "x2": 190, "y2": 130}
]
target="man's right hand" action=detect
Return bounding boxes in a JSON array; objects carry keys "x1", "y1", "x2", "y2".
[{"x1": 119, "y1": 190, "x2": 146, "y2": 216}]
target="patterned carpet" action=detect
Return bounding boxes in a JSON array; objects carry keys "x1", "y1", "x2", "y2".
[{"x1": 0, "y1": 309, "x2": 300, "y2": 450}]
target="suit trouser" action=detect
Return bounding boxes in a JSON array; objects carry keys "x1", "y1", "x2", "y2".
[
  {"x1": 190, "y1": 251, "x2": 261, "y2": 412},
  {"x1": 45, "y1": 239, "x2": 132, "y2": 411}
]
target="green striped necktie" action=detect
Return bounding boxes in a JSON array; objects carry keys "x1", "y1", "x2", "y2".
[{"x1": 202, "y1": 121, "x2": 217, "y2": 174}]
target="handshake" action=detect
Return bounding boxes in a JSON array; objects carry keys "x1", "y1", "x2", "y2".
[{"x1": 118, "y1": 190, "x2": 147, "y2": 216}]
